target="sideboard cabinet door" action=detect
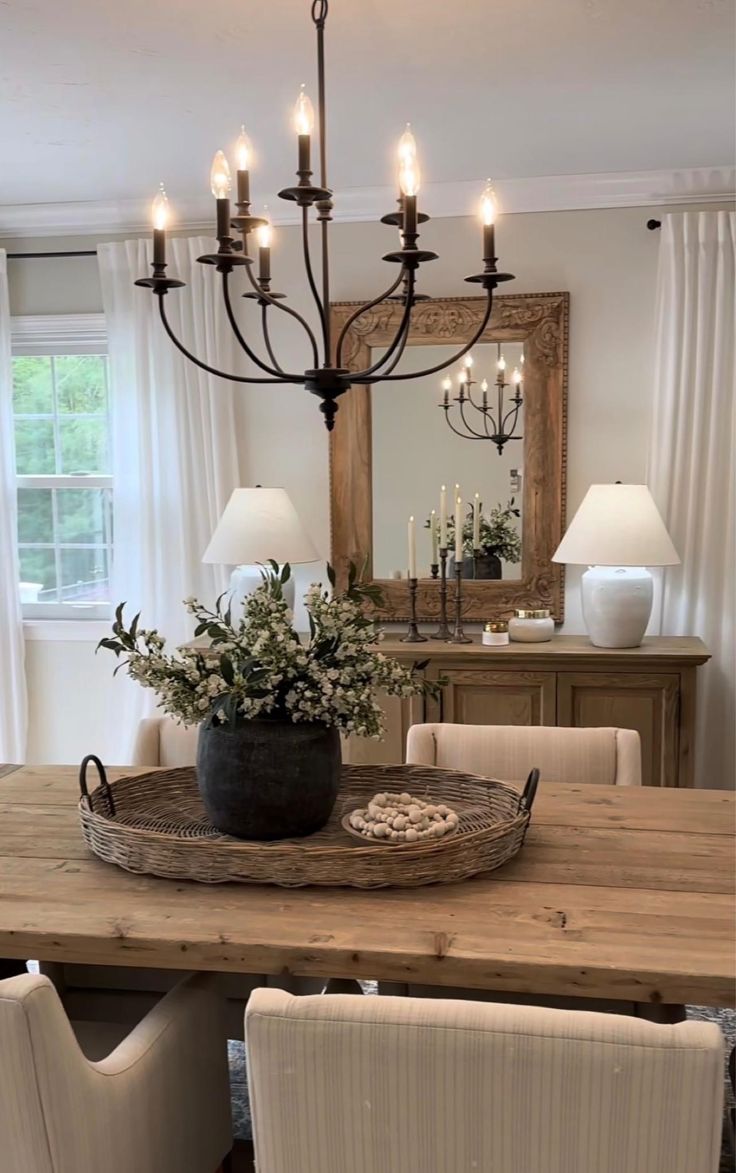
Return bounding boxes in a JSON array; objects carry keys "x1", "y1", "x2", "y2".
[
  {"x1": 342, "y1": 691, "x2": 425, "y2": 766},
  {"x1": 433, "y1": 670, "x2": 557, "y2": 727},
  {"x1": 556, "y1": 672, "x2": 680, "y2": 787}
]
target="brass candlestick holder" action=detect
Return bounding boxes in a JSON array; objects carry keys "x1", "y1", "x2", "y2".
[
  {"x1": 430, "y1": 561, "x2": 439, "y2": 579},
  {"x1": 401, "y1": 577, "x2": 428, "y2": 643},
  {"x1": 431, "y1": 548, "x2": 451, "y2": 640},
  {"x1": 449, "y1": 562, "x2": 472, "y2": 644}
]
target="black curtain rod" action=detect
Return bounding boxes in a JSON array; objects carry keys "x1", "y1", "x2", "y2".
[
  {"x1": 7, "y1": 222, "x2": 663, "y2": 259},
  {"x1": 6, "y1": 249, "x2": 98, "y2": 259}
]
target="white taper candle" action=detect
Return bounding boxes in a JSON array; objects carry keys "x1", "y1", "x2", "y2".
[
  {"x1": 408, "y1": 515, "x2": 417, "y2": 578},
  {"x1": 439, "y1": 485, "x2": 447, "y2": 547},
  {"x1": 455, "y1": 496, "x2": 463, "y2": 563}
]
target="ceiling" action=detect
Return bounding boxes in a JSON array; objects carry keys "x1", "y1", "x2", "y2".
[{"x1": 1, "y1": 0, "x2": 734, "y2": 216}]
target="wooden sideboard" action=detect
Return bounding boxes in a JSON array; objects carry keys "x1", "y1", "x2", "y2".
[{"x1": 343, "y1": 635, "x2": 710, "y2": 788}]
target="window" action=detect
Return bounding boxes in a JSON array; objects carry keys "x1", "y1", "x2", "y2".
[{"x1": 11, "y1": 315, "x2": 111, "y2": 620}]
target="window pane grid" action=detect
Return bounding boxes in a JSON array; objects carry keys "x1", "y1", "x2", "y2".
[{"x1": 13, "y1": 350, "x2": 112, "y2": 615}]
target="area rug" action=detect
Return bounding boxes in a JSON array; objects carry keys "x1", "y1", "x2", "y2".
[{"x1": 229, "y1": 1004, "x2": 736, "y2": 1170}]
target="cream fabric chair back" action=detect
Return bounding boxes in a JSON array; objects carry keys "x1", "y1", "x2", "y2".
[
  {"x1": 132, "y1": 716, "x2": 200, "y2": 767},
  {"x1": 245, "y1": 989, "x2": 723, "y2": 1173},
  {"x1": 406, "y1": 722, "x2": 642, "y2": 786},
  {"x1": 0, "y1": 973, "x2": 232, "y2": 1173}
]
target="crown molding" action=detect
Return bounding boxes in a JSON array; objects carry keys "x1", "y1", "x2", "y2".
[{"x1": 1, "y1": 167, "x2": 733, "y2": 240}]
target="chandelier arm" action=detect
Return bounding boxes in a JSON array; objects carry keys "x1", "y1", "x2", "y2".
[
  {"x1": 500, "y1": 401, "x2": 523, "y2": 435},
  {"x1": 351, "y1": 271, "x2": 416, "y2": 379},
  {"x1": 334, "y1": 271, "x2": 406, "y2": 366},
  {"x1": 157, "y1": 296, "x2": 297, "y2": 385},
  {"x1": 301, "y1": 205, "x2": 327, "y2": 353},
  {"x1": 243, "y1": 262, "x2": 320, "y2": 368},
  {"x1": 458, "y1": 400, "x2": 492, "y2": 439},
  {"x1": 443, "y1": 410, "x2": 488, "y2": 441},
  {"x1": 221, "y1": 271, "x2": 299, "y2": 379},
  {"x1": 354, "y1": 288, "x2": 495, "y2": 382},
  {"x1": 374, "y1": 306, "x2": 413, "y2": 377},
  {"x1": 261, "y1": 303, "x2": 287, "y2": 374}
]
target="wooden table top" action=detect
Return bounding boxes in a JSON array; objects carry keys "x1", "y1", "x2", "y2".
[{"x1": 1, "y1": 765, "x2": 734, "y2": 1007}]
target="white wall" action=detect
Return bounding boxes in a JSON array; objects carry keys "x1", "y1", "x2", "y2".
[{"x1": 2, "y1": 201, "x2": 723, "y2": 763}]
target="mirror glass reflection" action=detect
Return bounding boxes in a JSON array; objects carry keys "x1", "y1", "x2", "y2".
[{"x1": 371, "y1": 341, "x2": 525, "y2": 581}]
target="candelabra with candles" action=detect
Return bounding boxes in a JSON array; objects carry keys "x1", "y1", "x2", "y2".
[
  {"x1": 135, "y1": 0, "x2": 515, "y2": 433},
  {"x1": 439, "y1": 344, "x2": 524, "y2": 455}
]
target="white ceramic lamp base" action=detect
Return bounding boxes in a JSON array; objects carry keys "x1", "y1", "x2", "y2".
[
  {"x1": 581, "y1": 566, "x2": 653, "y2": 648},
  {"x1": 228, "y1": 564, "x2": 296, "y2": 615}
]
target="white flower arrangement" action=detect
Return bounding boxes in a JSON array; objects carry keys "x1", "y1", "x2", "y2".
[{"x1": 98, "y1": 562, "x2": 433, "y2": 739}]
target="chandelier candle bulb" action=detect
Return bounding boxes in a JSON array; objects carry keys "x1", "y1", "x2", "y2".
[
  {"x1": 151, "y1": 184, "x2": 168, "y2": 268},
  {"x1": 481, "y1": 179, "x2": 497, "y2": 264},
  {"x1": 210, "y1": 150, "x2": 232, "y2": 241},
  {"x1": 408, "y1": 516, "x2": 417, "y2": 579},
  {"x1": 294, "y1": 85, "x2": 314, "y2": 176},
  {"x1": 235, "y1": 126, "x2": 252, "y2": 205},
  {"x1": 256, "y1": 220, "x2": 272, "y2": 283}
]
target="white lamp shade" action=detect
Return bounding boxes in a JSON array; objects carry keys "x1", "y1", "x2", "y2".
[
  {"x1": 552, "y1": 484, "x2": 680, "y2": 567},
  {"x1": 202, "y1": 487, "x2": 318, "y2": 566}
]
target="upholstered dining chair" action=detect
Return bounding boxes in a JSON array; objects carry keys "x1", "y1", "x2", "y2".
[
  {"x1": 406, "y1": 722, "x2": 642, "y2": 786},
  {"x1": 131, "y1": 715, "x2": 200, "y2": 767},
  {"x1": 395, "y1": 722, "x2": 646, "y2": 1011},
  {"x1": 0, "y1": 971, "x2": 233, "y2": 1173},
  {"x1": 244, "y1": 989, "x2": 723, "y2": 1173}
]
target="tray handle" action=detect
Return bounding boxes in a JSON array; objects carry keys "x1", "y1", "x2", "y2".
[
  {"x1": 518, "y1": 767, "x2": 539, "y2": 846},
  {"x1": 79, "y1": 754, "x2": 116, "y2": 817}
]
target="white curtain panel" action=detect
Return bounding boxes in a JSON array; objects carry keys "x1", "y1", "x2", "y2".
[
  {"x1": 0, "y1": 251, "x2": 28, "y2": 762},
  {"x1": 98, "y1": 237, "x2": 247, "y2": 761},
  {"x1": 648, "y1": 211, "x2": 736, "y2": 789}
]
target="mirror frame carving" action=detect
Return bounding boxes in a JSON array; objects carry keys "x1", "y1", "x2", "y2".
[{"x1": 329, "y1": 292, "x2": 568, "y2": 622}]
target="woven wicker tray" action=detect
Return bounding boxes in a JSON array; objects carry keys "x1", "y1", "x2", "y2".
[{"x1": 78, "y1": 759, "x2": 538, "y2": 889}]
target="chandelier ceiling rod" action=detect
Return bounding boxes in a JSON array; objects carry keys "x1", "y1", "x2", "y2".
[{"x1": 135, "y1": 0, "x2": 515, "y2": 430}]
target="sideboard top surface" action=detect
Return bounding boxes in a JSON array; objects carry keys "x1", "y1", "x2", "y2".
[{"x1": 378, "y1": 635, "x2": 710, "y2": 666}]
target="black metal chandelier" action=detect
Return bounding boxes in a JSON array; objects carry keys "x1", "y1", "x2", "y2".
[
  {"x1": 135, "y1": 0, "x2": 515, "y2": 432},
  {"x1": 440, "y1": 345, "x2": 524, "y2": 454}
]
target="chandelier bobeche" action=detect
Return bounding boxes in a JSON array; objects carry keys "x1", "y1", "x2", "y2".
[
  {"x1": 440, "y1": 345, "x2": 524, "y2": 454},
  {"x1": 136, "y1": 0, "x2": 515, "y2": 431}
]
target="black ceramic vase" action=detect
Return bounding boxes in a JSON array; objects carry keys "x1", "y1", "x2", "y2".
[
  {"x1": 196, "y1": 720, "x2": 341, "y2": 840},
  {"x1": 454, "y1": 553, "x2": 503, "y2": 580}
]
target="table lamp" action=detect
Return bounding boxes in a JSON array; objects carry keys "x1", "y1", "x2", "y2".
[
  {"x1": 552, "y1": 483, "x2": 680, "y2": 648},
  {"x1": 202, "y1": 487, "x2": 318, "y2": 611}
]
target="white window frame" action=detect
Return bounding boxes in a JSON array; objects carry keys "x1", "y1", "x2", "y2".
[{"x1": 11, "y1": 314, "x2": 112, "y2": 623}]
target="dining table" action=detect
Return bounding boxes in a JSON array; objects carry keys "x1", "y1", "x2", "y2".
[{"x1": 0, "y1": 763, "x2": 734, "y2": 1008}]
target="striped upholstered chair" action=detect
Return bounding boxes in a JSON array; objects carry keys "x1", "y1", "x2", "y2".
[
  {"x1": 406, "y1": 722, "x2": 642, "y2": 786},
  {"x1": 0, "y1": 972, "x2": 232, "y2": 1173},
  {"x1": 244, "y1": 989, "x2": 723, "y2": 1173}
]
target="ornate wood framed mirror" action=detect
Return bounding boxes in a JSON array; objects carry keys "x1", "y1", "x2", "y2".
[{"x1": 329, "y1": 292, "x2": 568, "y2": 622}]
